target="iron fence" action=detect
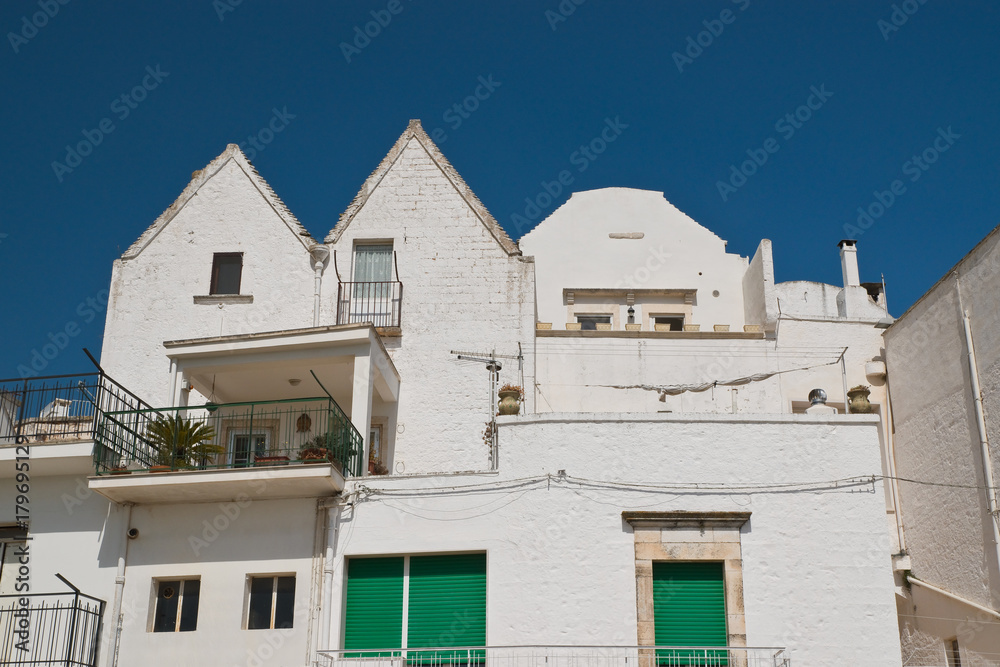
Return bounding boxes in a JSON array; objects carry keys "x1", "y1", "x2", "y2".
[
  {"x1": 318, "y1": 646, "x2": 790, "y2": 667},
  {"x1": 0, "y1": 592, "x2": 105, "y2": 667},
  {"x1": 337, "y1": 281, "x2": 403, "y2": 328},
  {"x1": 0, "y1": 373, "x2": 152, "y2": 446},
  {"x1": 94, "y1": 396, "x2": 364, "y2": 477}
]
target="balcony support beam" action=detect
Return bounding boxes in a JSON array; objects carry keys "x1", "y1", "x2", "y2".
[{"x1": 352, "y1": 352, "x2": 374, "y2": 473}]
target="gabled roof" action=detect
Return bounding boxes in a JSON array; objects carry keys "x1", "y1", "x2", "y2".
[
  {"x1": 121, "y1": 144, "x2": 318, "y2": 260},
  {"x1": 325, "y1": 120, "x2": 519, "y2": 256}
]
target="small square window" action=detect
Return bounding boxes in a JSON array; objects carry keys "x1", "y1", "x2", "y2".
[
  {"x1": 210, "y1": 253, "x2": 243, "y2": 295},
  {"x1": 654, "y1": 316, "x2": 684, "y2": 331},
  {"x1": 152, "y1": 578, "x2": 200, "y2": 632},
  {"x1": 576, "y1": 315, "x2": 611, "y2": 331},
  {"x1": 247, "y1": 575, "x2": 295, "y2": 630}
]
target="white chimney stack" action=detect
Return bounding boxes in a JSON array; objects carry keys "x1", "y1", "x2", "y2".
[{"x1": 838, "y1": 239, "x2": 860, "y2": 287}]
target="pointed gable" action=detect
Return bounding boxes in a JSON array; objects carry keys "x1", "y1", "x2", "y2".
[
  {"x1": 122, "y1": 144, "x2": 317, "y2": 260},
  {"x1": 326, "y1": 120, "x2": 519, "y2": 256}
]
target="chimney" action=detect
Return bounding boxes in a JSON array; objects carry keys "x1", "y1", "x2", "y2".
[{"x1": 838, "y1": 239, "x2": 860, "y2": 287}]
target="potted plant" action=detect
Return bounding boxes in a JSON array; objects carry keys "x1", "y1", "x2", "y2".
[
  {"x1": 145, "y1": 415, "x2": 221, "y2": 472},
  {"x1": 300, "y1": 433, "x2": 357, "y2": 475},
  {"x1": 847, "y1": 385, "x2": 874, "y2": 414},
  {"x1": 497, "y1": 384, "x2": 524, "y2": 416}
]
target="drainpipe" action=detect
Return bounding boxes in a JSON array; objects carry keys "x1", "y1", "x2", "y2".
[
  {"x1": 883, "y1": 374, "x2": 907, "y2": 554},
  {"x1": 956, "y1": 275, "x2": 1000, "y2": 577},
  {"x1": 105, "y1": 502, "x2": 134, "y2": 667},
  {"x1": 317, "y1": 497, "x2": 343, "y2": 658},
  {"x1": 310, "y1": 246, "x2": 331, "y2": 327}
]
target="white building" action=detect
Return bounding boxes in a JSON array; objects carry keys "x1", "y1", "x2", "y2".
[
  {"x1": 2, "y1": 121, "x2": 905, "y2": 666},
  {"x1": 883, "y1": 224, "x2": 1000, "y2": 666}
]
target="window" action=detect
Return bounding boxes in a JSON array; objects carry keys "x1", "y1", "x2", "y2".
[
  {"x1": 247, "y1": 575, "x2": 295, "y2": 630},
  {"x1": 354, "y1": 244, "x2": 393, "y2": 283},
  {"x1": 653, "y1": 316, "x2": 684, "y2": 331},
  {"x1": 152, "y1": 579, "x2": 200, "y2": 632},
  {"x1": 946, "y1": 638, "x2": 962, "y2": 667},
  {"x1": 230, "y1": 430, "x2": 268, "y2": 468},
  {"x1": 624, "y1": 512, "x2": 748, "y2": 655},
  {"x1": 369, "y1": 424, "x2": 387, "y2": 475},
  {"x1": 653, "y1": 562, "x2": 727, "y2": 663},
  {"x1": 345, "y1": 554, "x2": 486, "y2": 658},
  {"x1": 576, "y1": 315, "x2": 611, "y2": 331},
  {"x1": 210, "y1": 253, "x2": 243, "y2": 295}
]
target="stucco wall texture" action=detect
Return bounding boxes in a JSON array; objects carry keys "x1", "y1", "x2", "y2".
[{"x1": 884, "y1": 224, "x2": 1000, "y2": 664}]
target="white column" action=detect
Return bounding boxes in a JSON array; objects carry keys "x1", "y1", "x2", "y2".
[{"x1": 351, "y1": 351, "x2": 374, "y2": 473}]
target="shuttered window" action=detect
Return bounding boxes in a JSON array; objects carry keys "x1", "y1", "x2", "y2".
[
  {"x1": 345, "y1": 554, "x2": 486, "y2": 660},
  {"x1": 652, "y1": 561, "x2": 727, "y2": 665},
  {"x1": 408, "y1": 554, "x2": 486, "y2": 659},
  {"x1": 345, "y1": 556, "x2": 404, "y2": 655}
]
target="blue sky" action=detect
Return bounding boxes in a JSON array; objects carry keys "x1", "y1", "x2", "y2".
[{"x1": 2, "y1": 1, "x2": 998, "y2": 378}]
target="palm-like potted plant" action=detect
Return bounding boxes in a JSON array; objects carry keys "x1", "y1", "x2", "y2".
[{"x1": 145, "y1": 415, "x2": 222, "y2": 471}]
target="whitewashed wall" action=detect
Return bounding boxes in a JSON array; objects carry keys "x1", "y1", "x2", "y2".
[
  {"x1": 333, "y1": 413, "x2": 902, "y2": 667},
  {"x1": 519, "y1": 188, "x2": 750, "y2": 331},
  {"x1": 884, "y1": 225, "x2": 1000, "y2": 665},
  {"x1": 328, "y1": 130, "x2": 535, "y2": 475},
  {"x1": 100, "y1": 149, "x2": 320, "y2": 406}
]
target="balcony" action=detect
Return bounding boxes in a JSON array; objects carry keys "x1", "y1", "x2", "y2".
[
  {"x1": 318, "y1": 646, "x2": 790, "y2": 667},
  {"x1": 90, "y1": 397, "x2": 362, "y2": 504},
  {"x1": 0, "y1": 372, "x2": 148, "y2": 446},
  {"x1": 0, "y1": 588, "x2": 106, "y2": 667},
  {"x1": 1, "y1": 372, "x2": 154, "y2": 478},
  {"x1": 337, "y1": 281, "x2": 403, "y2": 330}
]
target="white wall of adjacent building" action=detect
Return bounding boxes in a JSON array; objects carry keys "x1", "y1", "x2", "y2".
[{"x1": 884, "y1": 224, "x2": 1000, "y2": 666}]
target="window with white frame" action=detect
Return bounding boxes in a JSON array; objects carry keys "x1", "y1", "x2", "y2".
[
  {"x1": 152, "y1": 578, "x2": 200, "y2": 632},
  {"x1": 247, "y1": 575, "x2": 295, "y2": 630}
]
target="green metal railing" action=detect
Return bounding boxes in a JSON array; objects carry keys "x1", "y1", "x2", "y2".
[{"x1": 94, "y1": 397, "x2": 363, "y2": 477}]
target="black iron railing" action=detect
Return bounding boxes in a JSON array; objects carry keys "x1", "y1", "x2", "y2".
[
  {"x1": 94, "y1": 397, "x2": 364, "y2": 478},
  {"x1": 0, "y1": 372, "x2": 153, "y2": 446},
  {"x1": 337, "y1": 281, "x2": 403, "y2": 328},
  {"x1": 0, "y1": 591, "x2": 106, "y2": 667}
]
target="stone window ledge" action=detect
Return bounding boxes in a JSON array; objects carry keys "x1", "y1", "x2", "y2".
[{"x1": 193, "y1": 295, "x2": 254, "y2": 305}]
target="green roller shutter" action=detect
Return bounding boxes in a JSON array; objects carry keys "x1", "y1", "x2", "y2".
[
  {"x1": 653, "y1": 561, "x2": 727, "y2": 665},
  {"x1": 345, "y1": 557, "x2": 404, "y2": 655},
  {"x1": 407, "y1": 554, "x2": 486, "y2": 661}
]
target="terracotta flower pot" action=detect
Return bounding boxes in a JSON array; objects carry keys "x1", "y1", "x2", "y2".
[
  {"x1": 498, "y1": 390, "x2": 521, "y2": 416},
  {"x1": 847, "y1": 387, "x2": 873, "y2": 414}
]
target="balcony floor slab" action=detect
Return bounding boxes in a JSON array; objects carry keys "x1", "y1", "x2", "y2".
[{"x1": 88, "y1": 463, "x2": 345, "y2": 504}]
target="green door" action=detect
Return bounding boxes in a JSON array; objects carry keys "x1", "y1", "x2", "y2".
[
  {"x1": 407, "y1": 553, "x2": 487, "y2": 663},
  {"x1": 344, "y1": 556, "x2": 404, "y2": 656},
  {"x1": 652, "y1": 561, "x2": 728, "y2": 665}
]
